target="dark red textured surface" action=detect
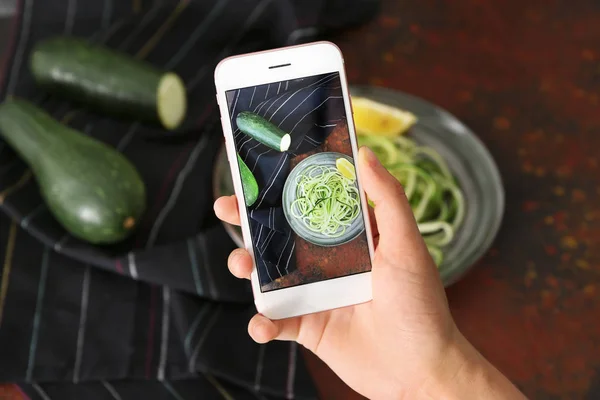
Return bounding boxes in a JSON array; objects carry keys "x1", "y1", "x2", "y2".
[
  {"x1": 305, "y1": 0, "x2": 600, "y2": 399},
  {"x1": 263, "y1": 120, "x2": 371, "y2": 292}
]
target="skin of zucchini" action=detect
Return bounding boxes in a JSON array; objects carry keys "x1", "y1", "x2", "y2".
[
  {"x1": 30, "y1": 36, "x2": 186, "y2": 130},
  {"x1": 236, "y1": 111, "x2": 291, "y2": 152},
  {"x1": 0, "y1": 99, "x2": 146, "y2": 244},
  {"x1": 236, "y1": 154, "x2": 259, "y2": 206}
]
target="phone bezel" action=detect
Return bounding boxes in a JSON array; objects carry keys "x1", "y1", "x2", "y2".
[{"x1": 214, "y1": 41, "x2": 374, "y2": 319}]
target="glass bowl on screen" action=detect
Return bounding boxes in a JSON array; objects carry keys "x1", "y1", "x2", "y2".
[{"x1": 282, "y1": 152, "x2": 365, "y2": 247}]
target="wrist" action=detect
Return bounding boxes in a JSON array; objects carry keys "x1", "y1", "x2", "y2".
[
  {"x1": 414, "y1": 331, "x2": 526, "y2": 400},
  {"x1": 416, "y1": 332, "x2": 476, "y2": 400}
]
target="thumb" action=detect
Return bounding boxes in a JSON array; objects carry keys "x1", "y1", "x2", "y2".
[{"x1": 358, "y1": 146, "x2": 430, "y2": 265}]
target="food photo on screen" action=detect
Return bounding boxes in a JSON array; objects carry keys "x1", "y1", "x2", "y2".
[{"x1": 225, "y1": 72, "x2": 372, "y2": 292}]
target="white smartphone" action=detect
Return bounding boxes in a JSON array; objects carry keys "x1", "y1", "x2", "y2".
[{"x1": 215, "y1": 41, "x2": 374, "y2": 319}]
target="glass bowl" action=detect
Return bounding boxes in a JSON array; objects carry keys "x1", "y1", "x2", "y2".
[{"x1": 281, "y1": 152, "x2": 364, "y2": 247}]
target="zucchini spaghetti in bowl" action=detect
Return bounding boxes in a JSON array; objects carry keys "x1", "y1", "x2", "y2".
[
  {"x1": 290, "y1": 164, "x2": 361, "y2": 238},
  {"x1": 283, "y1": 152, "x2": 365, "y2": 246}
]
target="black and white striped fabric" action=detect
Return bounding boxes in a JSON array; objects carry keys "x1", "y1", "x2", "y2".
[
  {"x1": 227, "y1": 73, "x2": 345, "y2": 286},
  {"x1": 0, "y1": 0, "x2": 379, "y2": 398}
]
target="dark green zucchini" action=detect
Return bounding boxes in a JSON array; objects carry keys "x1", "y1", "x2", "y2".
[
  {"x1": 30, "y1": 36, "x2": 187, "y2": 130},
  {"x1": 237, "y1": 154, "x2": 259, "y2": 206},
  {"x1": 0, "y1": 99, "x2": 146, "y2": 244},
  {"x1": 236, "y1": 111, "x2": 291, "y2": 152}
]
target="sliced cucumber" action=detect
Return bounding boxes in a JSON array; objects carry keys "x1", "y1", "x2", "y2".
[
  {"x1": 236, "y1": 111, "x2": 291, "y2": 152},
  {"x1": 30, "y1": 36, "x2": 187, "y2": 130}
]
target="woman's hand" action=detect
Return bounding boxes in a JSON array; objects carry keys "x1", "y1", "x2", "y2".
[{"x1": 214, "y1": 147, "x2": 526, "y2": 399}]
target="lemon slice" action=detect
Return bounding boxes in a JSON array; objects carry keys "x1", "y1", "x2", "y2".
[
  {"x1": 336, "y1": 158, "x2": 356, "y2": 181},
  {"x1": 352, "y1": 97, "x2": 417, "y2": 137}
]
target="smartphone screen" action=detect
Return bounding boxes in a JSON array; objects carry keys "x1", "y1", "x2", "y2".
[{"x1": 226, "y1": 72, "x2": 372, "y2": 292}]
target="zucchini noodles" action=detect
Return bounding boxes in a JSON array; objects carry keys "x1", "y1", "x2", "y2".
[
  {"x1": 291, "y1": 165, "x2": 361, "y2": 237},
  {"x1": 358, "y1": 135, "x2": 465, "y2": 266}
]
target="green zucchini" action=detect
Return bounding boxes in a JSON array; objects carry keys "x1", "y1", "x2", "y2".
[
  {"x1": 0, "y1": 99, "x2": 146, "y2": 244},
  {"x1": 29, "y1": 36, "x2": 187, "y2": 130},
  {"x1": 237, "y1": 154, "x2": 259, "y2": 206},
  {"x1": 236, "y1": 111, "x2": 291, "y2": 152}
]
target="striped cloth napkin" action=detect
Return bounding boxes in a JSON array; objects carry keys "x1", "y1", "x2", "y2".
[{"x1": 0, "y1": 0, "x2": 379, "y2": 398}]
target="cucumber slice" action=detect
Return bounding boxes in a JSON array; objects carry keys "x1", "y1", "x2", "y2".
[{"x1": 157, "y1": 73, "x2": 187, "y2": 130}]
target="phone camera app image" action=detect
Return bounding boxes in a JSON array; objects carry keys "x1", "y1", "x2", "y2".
[{"x1": 226, "y1": 72, "x2": 372, "y2": 292}]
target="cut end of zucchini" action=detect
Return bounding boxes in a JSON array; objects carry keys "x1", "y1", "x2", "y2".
[
  {"x1": 280, "y1": 134, "x2": 291, "y2": 152},
  {"x1": 123, "y1": 217, "x2": 136, "y2": 230},
  {"x1": 157, "y1": 73, "x2": 187, "y2": 130}
]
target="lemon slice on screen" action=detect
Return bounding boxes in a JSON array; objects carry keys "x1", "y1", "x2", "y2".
[
  {"x1": 352, "y1": 97, "x2": 417, "y2": 137},
  {"x1": 336, "y1": 158, "x2": 356, "y2": 181}
]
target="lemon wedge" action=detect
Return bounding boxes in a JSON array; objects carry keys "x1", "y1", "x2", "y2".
[
  {"x1": 336, "y1": 158, "x2": 356, "y2": 181},
  {"x1": 352, "y1": 97, "x2": 417, "y2": 137}
]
